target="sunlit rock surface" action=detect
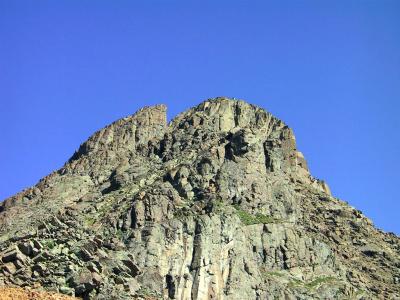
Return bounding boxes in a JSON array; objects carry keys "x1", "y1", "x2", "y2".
[{"x1": 1, "y1": 98, "x2": 399, "y2": 299}]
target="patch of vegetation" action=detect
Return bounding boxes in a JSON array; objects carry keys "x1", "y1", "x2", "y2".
[
  {"x1": 115, "y1": 229, "x2": 124, "y2": 239},
  {"x1": 85, "y1": 217, "x2": 96, "y2": 226},
  {"x1": 263, "y1": 271, "x2": 285, "y2": 278},
  {"x1": 173, "y1": 207, "x2": 194, "y2": 220},
  {"x1": 288, "y1": 278, "x2": 303, "y2": 288},
  {"x1": 42, "y1": 239, "x2": 56, "y2": 249},
  {"x1": 137, "y1": 287, "x2": 160, "y2": 299},
  {"x1": 212, "y1": 198, "x2": 225, "y2": 213},
  {"x1": 305, "y1": 276, "x2": 337, "y2": 289},
  {"x1": 114, "y1": 228, "x2": 130, "y2": 243},
  {"x1": 353, "y1": 289, "x2": 366, "y2": 299},
  {"x1": 233, "y1": 205, "x2": 276, "y2": 225},
  {"x1": 288, "y1": 276, "x2": 338, "y2": 290},
  {"x1": 96, "y1": 202, "x2": 114, "y2": 218}
]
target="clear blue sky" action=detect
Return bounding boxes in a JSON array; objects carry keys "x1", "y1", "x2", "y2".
[{"x1": 0, "y1": 1, "x2": 399, "y2": 234}]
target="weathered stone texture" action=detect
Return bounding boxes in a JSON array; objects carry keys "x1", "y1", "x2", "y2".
[{"x1": 0, "y1": 97, "x2": 399, "y2": 299}]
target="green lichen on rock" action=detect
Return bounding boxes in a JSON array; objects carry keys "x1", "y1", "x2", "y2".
[
  {"x1": 233, "y1": 204, "x2": 276, "y2": 225},
  {"x1": 288, "y1": 276, "x2": 340, "y2": 292},
  {"x1": 42, "y1": 239, "x2": 56, "y2": 250},
  {"x1": 85, "y1": 217, "x2": 96, "y2": 226},
  {"x1": 305, "y1": 276, "x2": 337, "y2": 289}
]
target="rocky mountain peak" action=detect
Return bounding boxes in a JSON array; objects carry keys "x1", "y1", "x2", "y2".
[
  {"x1": 171, "y1": 97, "x2": 279, "y2": 133},
  {"x1": 0, "y1": 98, "x2": 399, "y2": 299},
  {"x1": 69, "y1": 104, "x2": 167, "y2": 162}
]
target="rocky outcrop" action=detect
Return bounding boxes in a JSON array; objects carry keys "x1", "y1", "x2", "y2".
[
  {"x1": 0, "y1": 97, "x2": 399, "y2": 299},
  {"x1": 0, "y1": 287, "x2": 77, "y2": 299}
]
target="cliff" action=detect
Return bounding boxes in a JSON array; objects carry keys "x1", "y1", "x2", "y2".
[{"x1": 0, "y1": 98, "x2": 399, "y2": 299}]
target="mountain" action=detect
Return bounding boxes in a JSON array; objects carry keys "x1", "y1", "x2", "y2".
[{"x1": 0, "y1": 98, "x2": 399, "y2": 300}]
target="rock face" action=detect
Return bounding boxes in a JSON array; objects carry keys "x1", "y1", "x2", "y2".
[{"x1": 0, "y1": 97, "x2": 399, "y2": 300}]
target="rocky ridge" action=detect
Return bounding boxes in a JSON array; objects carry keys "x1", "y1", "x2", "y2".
[{"x1": 0, "y1": 97, "x2": 399, "y2": 299}]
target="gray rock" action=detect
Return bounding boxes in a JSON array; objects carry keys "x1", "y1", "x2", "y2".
[
  {"x1": 0, "y1": 98, "x2": 398, "y2": 299},
  {"x1": 59, "y1": 286, "x2": 75, "y2": 296},
  {"x1": 18, "y1": 242, "x2": 33, "y2": 256},
  {"x1": 1, "y1": 248, "x2": 25, "y2": 263}
]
